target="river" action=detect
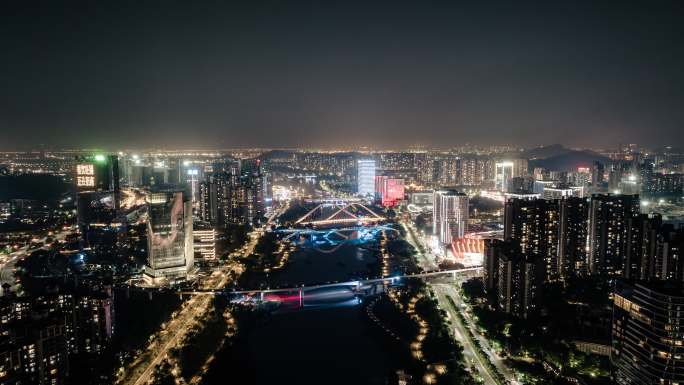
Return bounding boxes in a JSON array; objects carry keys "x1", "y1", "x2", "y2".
[{"x1": 204, "y1": 233, "x2": 403, "y2": 385}]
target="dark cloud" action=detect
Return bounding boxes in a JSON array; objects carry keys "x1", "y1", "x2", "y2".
[{"x1": 2, "y1": 0, "x2": 683, "y2": 149}]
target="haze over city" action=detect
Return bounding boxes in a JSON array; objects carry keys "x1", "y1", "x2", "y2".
[{"x1": 3, "y1": 0, "x2": 684, "y2": 150}]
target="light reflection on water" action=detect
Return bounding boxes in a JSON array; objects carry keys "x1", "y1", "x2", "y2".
[{"x1": 208, "y1": 232, "x2": 396, "y2": 385}]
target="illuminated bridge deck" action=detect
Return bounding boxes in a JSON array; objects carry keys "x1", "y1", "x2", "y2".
[{"x1": 178, "y1": 267, "x2": 483, "y2": 296}]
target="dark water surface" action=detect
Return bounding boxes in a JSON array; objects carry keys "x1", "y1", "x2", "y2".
[{"x1": 206, "y1": 238, "x2": 399, "y2": 385}]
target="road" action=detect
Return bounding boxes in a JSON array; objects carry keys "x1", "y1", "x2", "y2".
[
  {"x1": 0, "y1": 230, "x2": 70, "y2": 291},
  {"x1": 119, "y1": 201, "x2": 289, "y2": 385},
  {"x1": 398, "y1": 214, "x2": 516, "y2": 384},
  {"x1": 433, "y1": 283, "x2": 518, "y2": 385},
  {"x1": 432, "y1": 283, "x2": 498, "y2": 385},
  {"x1": 399, "y1": 218, "x2": 438, "y2": 271},
  {"x1": 126, "y1": 271, "x2": 234, "y2": 385}
]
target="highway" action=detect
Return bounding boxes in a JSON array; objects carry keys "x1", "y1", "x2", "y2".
[
  {"x1": 433, "y1": 283, "x2": 518, "y2": 385},
  {"x1": 126, "y1": 270, "x2": 236, "y2": 385},
  {"x1": 400, "y1": 218, "x2": 438, "y2": 271},
  {"x1": 398, "y1": 216, "x2": 517, "y2": 384},
  {"x1": 433, "y1": 283, "x2": 498, "y2": 385}
]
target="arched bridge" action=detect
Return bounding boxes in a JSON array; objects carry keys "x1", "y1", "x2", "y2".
[
  {"x1": 278, "y1": 224, "x2": 400, "y2": 242},
  {"x1": 294, "y1": 200, "x2": 385, "y2": 226}
]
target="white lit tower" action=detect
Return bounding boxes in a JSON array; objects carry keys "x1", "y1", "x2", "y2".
[
  {"x1": 356, "y1": 159, "x2": 376, "y2": 197},
  {"x1": 433, "y1": 189, "x2": 469, "y2": 245},
  {"x1": 495, "y1": 161, "x2": 514, "y2": 192}
]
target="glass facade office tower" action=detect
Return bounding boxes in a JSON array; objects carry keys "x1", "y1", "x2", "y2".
[
  {"x1": 75, "y1": 154, "x2": 121, "y2": 250},
  {"x1": 144, "y1": 191, "x2": 194, "y2": 285},
  {"x1": 612, "y1": 281, "x2": 684, "y2": 385}
]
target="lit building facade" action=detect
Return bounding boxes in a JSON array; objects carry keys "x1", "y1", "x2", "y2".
[
  {"x1": 643, "y1": 173, "x2": 684, "y2": 196},
  {"x1": 495, "y1": 161, "x2": 514, "y2": 192},
  {"x1": 414, "y1": 153, "x2": 435, "y2": 186},
  {"x1": 557, "y1": 197, "x2": 589, "y2": 278},
  {"x1": 450, "y1": 236, "x2": 484, "y2": 267},
  {"x1": 433, "y1": 190, "x2": 469, "y2": 245},
  {"x1": 144, "y1": 191, "x2": 194, "y2": 285},
  {"x1": 356, "y1": 159, "x2": 376, "y2": 197},
  {"x1": 199, "y1": 167, "x2": 266, "y2": 227},
  {"x1": 459, "y1": 156, "x2": 494, "y2": 186},
  {"x1": 484, "y1": 239, "x2": 538, "y2": 319},
  {"x1": 612, "y1": 281, "x2": 684, "y2": 385},
  {"x1": 504, "y1": 197, "x2": 559, "y2": 281},
  {"x1": 0, "y1": 287, "x2": 114, "y2": 384},
  {"x1": 374, "y1": 176, "x2": 405, "y2": 207},
  {"x1": 193, "y1": 226, "x2": 216, "y2": 261},
  {"x1": 74, "y1": 154, "x2": 123, "y2": 253},
  {"x1": 198, "y1": 178, "x2": 218, "y2": 225},
  {"x1": 588, "y1": 194, "x2": 640, "y2": 276}
]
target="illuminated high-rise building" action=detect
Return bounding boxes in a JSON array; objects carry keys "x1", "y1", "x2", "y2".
[
  {"x1": 557, "y1": 197, "x2": 589, "y2": 278},
  {"x1": 414, "y1": 153, "x2": 435, "y2": 186},
  {"x1": 185, "y1": 167, "x2": 200, "y2": 204},
  {"x1": 200, "y1": 162, "x2": 267, "y2": 227},
  {"x1": 356, "y1": 159, "x2": 376, "y2": 196},
  {"x1": 193, "y1": 224, "x2": 216, "y2": 262},
  {"x1": 643, "y1": 173, "x2": 684, "y2": 196},
  {"x1": 651, "y1": 225, "x2": 684, "y2": 282},
  {"x1": 495, "y1": 161, "x2": 514, "y2": 192},
  {"x1": 511, "y1": 158, "x2": 528, "y2": 178},
  {"x1": 587, "y1": 194, "x2": 640, "y2": 276},
  {"x1": 458, "y1": 156, "x2": 479, "y2": 186},
  {"x1": 484, "y1": 239, "x2": 511, "y2": 292},
  {"x1": 483, "y1": 239, "x2": 538, "y2": 319},
  {"x1": 498, "y1": 248, "x2": 537, "y2": 319},
  {"x1": 504, "y1": 197, "x2": 560, "y2": 281},
  {"x1": 0, "y1": 201, "x2": 10, "y2": 223},
  {"x1": 74, "y1": 154, "x2": 122, "y2": 250},
  {"x1": 0, "y1": 287, "x2": 114, "y2": 384},
  {"x1": 75, "y1": 155, "x2": 120, "y2": 222},
  {"x1": 74, "y1": 154, "x2": 120, "y2": 197},
  {"x1": 612, "y1": 280, "x2": 684, "y2": 385},
  {"x1": 623, "y1": 213, "x2": 662, "y2": 280},
  {"x1": 435, "y1": 156, "x2": 458, "y2": 186},
  {"x1": 433, "y1": 190, "x2": 468, "y2": 245},
  {"x1": 374, "y1": 176, "x2": 405, "y2": 207},
  {"x1": 73, "y1": 289, "x2": 115, "y2": 355},
  {"x1": 198, "y1": 178, "x2": 218, "y2": 225},
  {"x1": 144, "y1": 191, "x2": 194, "y2": 285}
]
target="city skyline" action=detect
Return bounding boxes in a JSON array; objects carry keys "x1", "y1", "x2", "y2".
[
  {"x1": 2, "y1": 140, "x2": 684, "y2": 385},
  {"x1": 2, "y1": 2, "x2": 684, "y2": 385}
]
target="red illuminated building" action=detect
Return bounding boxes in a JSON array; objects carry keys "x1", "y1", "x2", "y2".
[{"x1": 374, "y1": 176, "x2": 405, "y2": 207}]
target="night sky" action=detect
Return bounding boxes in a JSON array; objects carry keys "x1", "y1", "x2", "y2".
[{"x1": 2, "y1": 1, "x2": 683, "y2": 150}]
